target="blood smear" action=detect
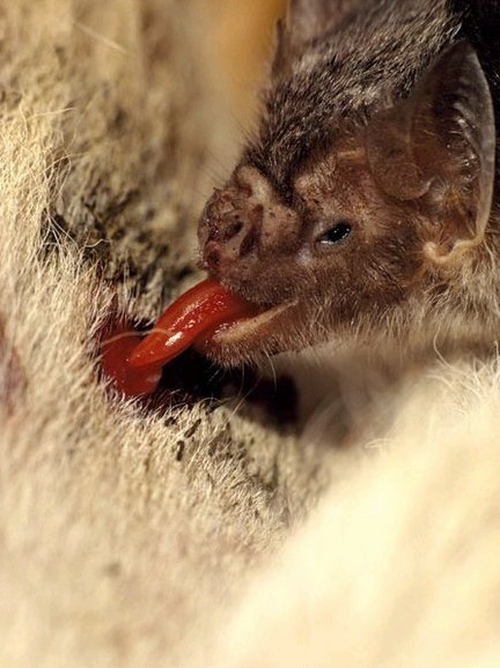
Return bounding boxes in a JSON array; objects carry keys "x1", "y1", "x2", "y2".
[
  {"x1": 101, "y1": 325, "x2": 163, "y2": 396},
  {"x1": 129, "y1": 278, "x2": 258, "y2": 368},
  {"x1": 101, "y1": 278, "x2": 258, "y2": 397}
]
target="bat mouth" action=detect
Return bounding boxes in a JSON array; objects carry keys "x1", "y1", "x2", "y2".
[
  {"x1": 128, "y1": 277, "x2": 293, "y2": 368},
  {"x1": 128, "y1": 276, "x2": 301, "y2": 372},
  {"x1": 201, "y1": 299, "x2": 295, "y2": 346},
  {"x1": 197, "y1": 300, "x2": 296, "y2": 344},
  {"x1": 196, "y1": 297, "x2": 300, "y2": 366},
  {"x1": 103, "y1": 278, "x2": 300, "y2": 396}
]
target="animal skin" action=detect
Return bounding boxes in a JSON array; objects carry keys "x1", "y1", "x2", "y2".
[{"x1": 1, "y1": 1, "x2": 500, "y2": 667}]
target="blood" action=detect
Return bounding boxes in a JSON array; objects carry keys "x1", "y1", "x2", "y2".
[
  {"x1": 129, "y1": 278, "x2": 258, "y2": 368},
  {"x1": 101, "y1": 278, "x2": 259, "y2": 397},
  {"x1": 101, "y1": 324, "x2": 163, "y2": 396}
]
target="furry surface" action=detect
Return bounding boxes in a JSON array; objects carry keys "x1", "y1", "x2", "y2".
[
  {"x1": 207, "y1": 360, "x2": 500, "y2": 667},
  {"x1": 0, "y1": 1, "x2": 326, "y2": 665},
  {"x1": 1, "y1": 1, "x2": 499, "y2": 666}
]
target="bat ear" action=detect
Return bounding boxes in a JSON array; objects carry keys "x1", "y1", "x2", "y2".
[
  {"x1": 366, "y1": 41, "x2": 496, "y2": 265},
  {"x1": 273, "y1": 0, "x2": 354, "y2": 77}
]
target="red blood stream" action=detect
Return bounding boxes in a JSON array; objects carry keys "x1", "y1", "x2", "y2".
[
  {"x1": 129, "y1": 278, "x2": 259, "y2": 368},
  {"x1": 101, "y1": 278, "x2": 259, "y2": 397}
]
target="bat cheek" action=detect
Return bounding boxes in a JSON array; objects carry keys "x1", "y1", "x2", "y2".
[{"x1": 259, "y1": 205, "x2": 302, "y2": 254}]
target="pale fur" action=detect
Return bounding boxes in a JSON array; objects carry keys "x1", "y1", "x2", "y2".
[
  {"x1": 205, "y1": 361, "x2": 500, "y2": 668},
  {"x1": 1, "y1": 1, "x2": 499, "y2": 667}
]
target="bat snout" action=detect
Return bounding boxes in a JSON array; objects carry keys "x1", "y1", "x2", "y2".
[
  {"x1": 199, "y1": 165, "x2": 302, "y2": 276},
  {"x1": 200, "y1": 195, "x2": 264, "y2": 274}
]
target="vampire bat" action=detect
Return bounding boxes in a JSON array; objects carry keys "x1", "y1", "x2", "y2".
[{"x1": 197, "y1": 0, "x2": 500, "y2": 367}]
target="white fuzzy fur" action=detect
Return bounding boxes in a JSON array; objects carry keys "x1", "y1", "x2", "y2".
[
  {"x1": 205, "y1": 361, "x2": 500, "y2": 666},
  {"x1": 1, "y1": 1, "x2": 499, "y2": 666}
]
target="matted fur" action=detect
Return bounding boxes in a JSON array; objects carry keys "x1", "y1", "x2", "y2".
[{"x1": 1, "y1": 1, "x2": 499, "y2": 666}]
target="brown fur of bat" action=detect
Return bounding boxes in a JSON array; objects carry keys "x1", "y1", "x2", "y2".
[{"x1": 199, "y1": 0, "x2": 500, "y2": 368}]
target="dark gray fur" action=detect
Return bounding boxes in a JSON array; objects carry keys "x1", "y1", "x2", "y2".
[{"x1": 245, "y1": 0, "x2": 500, "y2": 195}]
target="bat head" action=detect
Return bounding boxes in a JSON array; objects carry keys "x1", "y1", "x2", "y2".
[{"x1": 198, "y1": 3, "x2": 496, "y2": 366}]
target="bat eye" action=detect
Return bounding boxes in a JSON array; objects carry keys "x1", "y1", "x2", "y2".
[{"x1": 317, "y1": 221, "x2": 352, "y2": 246}]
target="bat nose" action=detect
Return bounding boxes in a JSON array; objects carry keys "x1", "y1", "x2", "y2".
[
  {"x1": 200, "y1": 183, "x2": 265, "y2": 272},
  {"x1": 208, "y1": 218, "x2": 243, "y2": 243},
  {"x1": 198, "y1": 166, "x2": 301, "y2": 275},
  {"x1": 205, "y1": 206, "x2": 261, "y2": 250},
  {"x1": 202, "y1": 207, "x2": 262, "y2": 272}
]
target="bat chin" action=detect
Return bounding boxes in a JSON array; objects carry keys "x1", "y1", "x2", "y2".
[{"x1": 197, "y1": 299, "x2": 301, "y2": 366}]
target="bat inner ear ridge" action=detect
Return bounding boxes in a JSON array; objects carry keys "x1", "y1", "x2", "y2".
[{"x1": 366, "y1": 40, "x2": 496, "y2": 266}]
